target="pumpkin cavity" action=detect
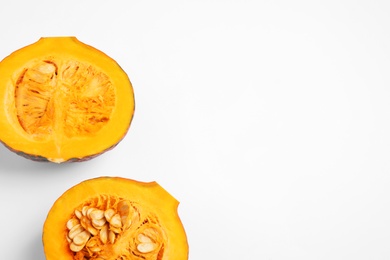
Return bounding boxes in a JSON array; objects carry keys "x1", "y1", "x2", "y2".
[
  {"x1": 66, "y1": 194, "x2": 165, "y2": 260},
  {"x1": 15, "y1": 59, "x2": 115, "y2": 140}
]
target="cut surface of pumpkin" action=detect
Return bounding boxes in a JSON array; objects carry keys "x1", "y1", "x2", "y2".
[
  {"x1": 43, "y1": 177, "x2": 189, "y2": 260},
  {"x1": 0, "y1": 37, "x2": 134, "y2": 162}
]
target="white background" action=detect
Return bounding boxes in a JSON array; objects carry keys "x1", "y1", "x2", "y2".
[{"x1": 1, "y1": 0, "x2": 390, "y2": 259}]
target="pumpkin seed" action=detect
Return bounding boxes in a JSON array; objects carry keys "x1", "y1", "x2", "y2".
[
  {"x1": 108, "y1": 230, "x2": 116, "y2": 244},
  {"x1": 66, "y1": 218, "x2": 79, "y2": 230},
  {"x1": 99, "y1": 224, "x2": 108, "y2": 244},
  {"x1": 73, "y1": 230, "x2": 90, "y2": 246},
  {"x1": 70, "y1": 242, "x2": 85, "y2": 252},
  {"x1": 138, "y1": 233, "x2": 152, "y2": 243},
  {"x1": 92, "y1": 218, "x2": 106, "y2": 228},
  {"x1": 104, "y1": 208, "x2": 115, "y2": 221},
  {"x1": 137, "y1": 242, "x2": 157, "y2": 253},
  {"x1": 68, "y1": 224, "x2": 84, "y2": 239},
  {"x1": 109, "y1": 213, "x2": 122, "y2": 228},
  {"x1": 90, "y1": 209, "x2": 104, "y2": 220}
]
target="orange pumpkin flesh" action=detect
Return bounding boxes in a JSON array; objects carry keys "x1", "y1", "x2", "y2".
[
  {"x1": 0, "y1": 37, "x2": 135, "y2": 162},
  {"x1": 43, "y1": 177, "x2": 189, "y2": 260}
]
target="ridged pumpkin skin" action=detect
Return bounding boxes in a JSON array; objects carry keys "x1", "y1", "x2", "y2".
[
  {"x1": 0, "y1": 37, "x2": 135, "y2": 163},
  {"x1": 43, "y1": 177, "x2": 189, "y2": 260}
]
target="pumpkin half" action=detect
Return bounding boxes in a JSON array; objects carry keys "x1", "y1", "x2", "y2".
[
  {"x1": 0, "y1": 37, "x2": 135, "y2": 162},
  {"x1": 43, "y1": 177, "x2": 189, "y2": 260}
]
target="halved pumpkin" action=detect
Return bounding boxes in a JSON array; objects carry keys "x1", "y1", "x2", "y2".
[
  {"x1": 0, "y1": 37, "x2": 135, "y2": 162},
  {"x1": 43, "y1": 177, "x2": 189, "y2": 260}
]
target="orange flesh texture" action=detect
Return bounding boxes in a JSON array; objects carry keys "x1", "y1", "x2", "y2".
[
  {"x1": 0, "y1": 37, "x2": 134, "y2": 162},
  {"x1": 43, "y1": 177, "x2": 189, "y2": 260}
]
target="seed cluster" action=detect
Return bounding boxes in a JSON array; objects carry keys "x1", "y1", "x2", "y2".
[
  {"x1": 67, "y1": 206, "x2": 124, "y2": 252},
  {"x1": 66, "y1": 195, "x2": 165, "y2": 260}
]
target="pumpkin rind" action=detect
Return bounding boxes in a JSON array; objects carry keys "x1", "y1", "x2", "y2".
[
  {"x1": 43, "y1": 177, "x2": 189, "y2": 260},
  {"x1": 0, "y1": 37, "x2": 135, "y2": 163}
]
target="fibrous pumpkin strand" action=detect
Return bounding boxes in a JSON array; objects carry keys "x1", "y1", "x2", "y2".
[
  {"x1": 15, "y1": 59, "x2": 115, "y2": 141},
  {"x1": 66, "y1": 195, "x2": 165, "y2": 259}
]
